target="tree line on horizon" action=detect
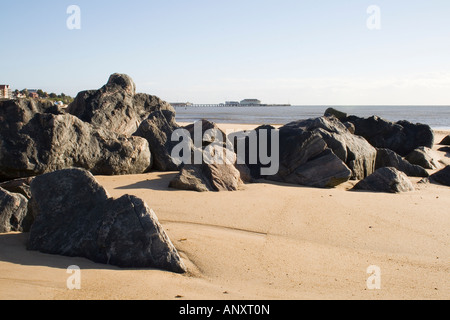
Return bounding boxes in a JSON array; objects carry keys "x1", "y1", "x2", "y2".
[{"x1": 15, "y1": 89, "x2": 74, "y2": 104}]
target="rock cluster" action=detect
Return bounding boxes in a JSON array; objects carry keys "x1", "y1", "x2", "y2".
[{"x1": 1, "y1": 74, "x2": 448, "y2": 272}]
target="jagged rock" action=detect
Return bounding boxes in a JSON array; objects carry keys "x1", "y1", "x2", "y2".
[
  {"x1": 27, "y1": 168, "x2": 186, "y2": 273},
  {"x1": 0, "y1": 177, "x2": 34, "y2": 200},
  {"x1": 0, "y1": 113, "x2": 151, "y2": 180},
  {"x1": 344, "y1": 114, "x2": 434, "y2": 156},
  {"x1": 169, "y1": 145, "x2": 244, "y2": 192},
  {"x1": 134, "y1": 110, "x2": 181, "y2": 171},
  {"x1": 267, "y1": 128, "x2": 352, "y2": 188},
  {"x1": 68, "y1": 73, "x2": 175, "y2": 136},
  {"x1": 0, "y1": 187, "x2": 30, "y2": 233},
  {"x1": 376, "y1": 148, "x2": 429, "y2": 177},
  {"x1": 281, "y1": 116, "x2": 376, "y2": 180},
  {"x1": 352, "y1": 167, "x2": 415, "y2": 193},
  {"x1": 405, "y1": 147, "x2": 441, "y2": 170},
  {"x1": 324, "y1": 107, "x2": 347, "y2": 121},
  {"x1": 430, "y1": 166, "x2": 450, "y2": 187},
  {"x1": 439, "y1": 135, "x2": 450, "y2": 145},
  {"x1": 183, "y1": 119, "x2": 227, "y2": 147},
  {"x1": 230, "y1": 125, "x2": 277, "y2": 180},
  {"x1": 275, "y1": 149, "x2": 353, "y2": 188}
]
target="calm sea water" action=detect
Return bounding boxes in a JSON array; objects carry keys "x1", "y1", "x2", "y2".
[{"x1": 175, "y1": 105, "x2": 450, "y2": 130}]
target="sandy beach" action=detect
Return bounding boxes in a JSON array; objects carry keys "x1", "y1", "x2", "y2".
[{"x1": 0, "y1": 125, "x2": 449, "y2": 300}]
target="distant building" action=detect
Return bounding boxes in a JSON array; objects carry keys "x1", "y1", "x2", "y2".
[
  {"x1": 0, "y1": 85, "x2": 12, "y2": 99},
  {"x1": 240, "y1": 99, "x2": 261, "y2": 106}
]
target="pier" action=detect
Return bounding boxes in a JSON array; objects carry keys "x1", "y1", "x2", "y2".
[{"x1": 174, "y1": 104, "x2": 291, "y2": 108}]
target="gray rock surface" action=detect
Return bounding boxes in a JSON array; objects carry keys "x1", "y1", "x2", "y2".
[
  {"x1": 27, "y1": 168, "x2": 186, "y2": 273},
  {"x1": 0, "y1": 187, "x2": 30, "y2": 233},
  {"x1": 352, "y1": 167, "x2": 415, "y2": 193},
  {"x1": 376, "y1": 148, "x2": 429, "y2": 177},
  {"x1": 169, "y1": 146, "x2": 244, "y2": 192},
  {"x1": 0, "y1": 112, "x2": 151, "y2": 180},
  {"x1": 344, "y1": 115, "x2": 434, "y2": 157},
  {"x1": 134, "y1": 110, "x2": 181, "y2": 171},
  {"x1": 68, "y1": 73, "x2": 175, "y2": 136},
  {"x1": 280, "y1": 116, "x2": 376, "y2": 180},
  {"x1": 405, "y1": 147, "x2": 441, "y2": 170}
]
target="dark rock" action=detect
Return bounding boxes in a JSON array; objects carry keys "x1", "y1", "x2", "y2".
[
  {"x1": 0, "y1": 177, "x2": 34, "y2": 200},
  {"x1": 169, "y1": 146, "x2": 244, "y2": 192},
  {"x1": 230, "y1": 125, "x2": 277, "y2": 180},
  {"x1": 134, "y1": 110, "x2": 181, "y2": 171},
  {"x1": 27, "y1": 168, "x2": 186, "y2": 273},
  {"x1": 324, "y1": 108, "x2": 347, "y2": 121},
  {"x1": 0, "y1": 113, "x2": 152, "y2": 180},
  {"x1": 345, "y1": 114, "x2": 434, "y2": 156},
  {"x1": 281, "y1": 116, "x2": 376, "y2": 180},
  {"x1": 276, "y1": 149, "x2": 353, "y2": 188},
  {"x1": 376, "y1": 148, "x2": 429, "y2": 177},
  {"x1": 430, "y1": 166, "x2": 450, "y2": 186},
  {"x1": 405, "y1": 147, "x2": 441, "y2": 170},
  {"x1": 352, "y1": 167, "x2": 415, "y2": 193},
  {"x1": 0, "y1": 187, "x2": 30, "y2": 233},
  {"x1": 267, "y1": 128, "x2": 353, "y2": 188},
  {"x1": 439, "y1": 135, "x2": 450, "y2": 145},
  {"x1": 68, "y1": 73, "x2": 175, "y2": 136},
  {"x1": 183, "y1": 119, "x2": 227, "y2": 147},
  {"x1": 343, "y1": 122, "x2": 355, "y2": 134}
]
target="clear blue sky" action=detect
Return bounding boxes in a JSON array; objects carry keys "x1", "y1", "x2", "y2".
[{"x1": 1, "y1": 0, "x2": 449, "y2": 104}]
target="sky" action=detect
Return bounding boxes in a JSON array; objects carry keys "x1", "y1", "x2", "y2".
[{"x1": 1, "y1": 0, "x2": 450, "y2": 105}]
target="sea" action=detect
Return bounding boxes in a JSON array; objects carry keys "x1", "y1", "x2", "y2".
[{"x1": 175, "y1": 105, "x2": 450, "y2": 130}]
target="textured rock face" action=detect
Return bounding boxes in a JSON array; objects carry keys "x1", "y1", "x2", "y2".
[
  {"x1": 0, "y1": 187, "x2": 30, "y2": 233},
  {"x1": 134, "y1": 110, "x2": 181, "y2": 171},
  {"x1": 267, "y1": 129, "x2": 353, "y2": 188},
  {"x1": 169, "y1": 145, "x2": 244, "y2": 192},
  {"x1": 405, "y1": 147, "x2": 441, "y2": 170},
  {"x1": 27, "y1": 168, "x2": 186, "y2": 273},
  {"x1": 68, "y1": 73, "x2": 175, "y2": 136},
  {"x1": 430, "y1": 166, "x2": 450, "y2": 186},
  {"x1": 345, "y1": 115, "x2": 434, "y2": 157},
  {"x1": 352, "y1": 167, "x2": 415, "y2": 193},
  {"x1": 278, "y1": 116, "x2": 376, "y2": 181},
  {"x1": 0, "y1": 113, "x2": 151, "y2": 180},
  {"x1": 376, "y1": 148, "x2": 429, "y2": 177}
]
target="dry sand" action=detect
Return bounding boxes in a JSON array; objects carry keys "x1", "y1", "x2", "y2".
[{"x1": 0, "y1": 126, "x2": 449, "y2": 300}]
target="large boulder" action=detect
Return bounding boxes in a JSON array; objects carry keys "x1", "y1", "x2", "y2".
[
  {"x1": 230, "y1": 124, "x2": 278, "y2": 180},
  {"x1": 430, "y1": 166, "x2": 450, "y2": 187},
  {"x1": 169, "y1": 145, "x2": 244, "y2": 192},
  {"x1": 267, "y1": 129, "x2": 353, "y2": 188},
  {"x1": 134, "y1": 110, "x2": 181, "y2": 171},
  {"x1": 0, "y1": 113, "x2": 151, "y2": 180},
  {"x1": 0, "y1": 187, "x2": 30, "y2": 233},
  {"x1": 68, "y1": 73, "x2": 175, "y2": 136},
  {"x1": 405, "y1": 147, "x2": 441, "y2": 170},
  {"x1": 352, "y1": 167, "x2": 415, "y2": 193},
  {"x1": 344, "y1": 115, "x2": 434, "y2": 157},
  {"x1": 279, "y1": 116, "x2": 376, "y2": 180},
  {"x1": 27, "y1": 168, "x2": 186, "y2": 273},
  {"x1": 376, "y1": 148, "x2": 429, "y2": 177}
]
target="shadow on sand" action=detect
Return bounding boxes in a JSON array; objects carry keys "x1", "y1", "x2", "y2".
[{"x1": 115, "y1": 172, "x2": 178, "y2": 192}]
